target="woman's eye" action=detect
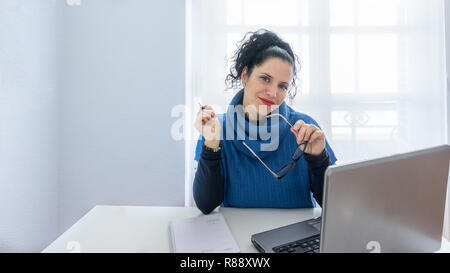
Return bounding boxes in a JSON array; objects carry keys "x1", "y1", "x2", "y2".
[
  {"x1": 280, "y1": 85, "x2": 288, "y2": 91},
  {"x1": 260, "y1": 76, "x2": 269, "y2": 83}
]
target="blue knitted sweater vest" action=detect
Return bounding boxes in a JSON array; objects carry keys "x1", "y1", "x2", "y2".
[{"x1": 195, "y1": 90, "x2": 337, "y2": 208}]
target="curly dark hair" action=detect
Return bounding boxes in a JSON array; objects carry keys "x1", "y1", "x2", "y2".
[{"x1": 225, "y1": 29, "x2": 300, "y2": 102}]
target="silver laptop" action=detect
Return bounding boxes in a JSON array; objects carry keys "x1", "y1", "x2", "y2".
[{"x1": 251, "y1": 145, "x2": 450, "y2": 253}]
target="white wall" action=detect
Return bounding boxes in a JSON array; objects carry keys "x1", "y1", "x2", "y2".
[
  {"x1": 58, "y1": 0, "x2": 186, "y2": 234},
  {"x1": 444, "y1": 0, "x2": 450, "y2": 240},
  {"x1": 0, "y1": 0, "x2": 186, "y2": 252},
  {"x1": 0, "y1": 0, "x2": 61, "y2": 252},
  {"x1": 446, "y1": 0, "x2": 450, "y2": 143}
]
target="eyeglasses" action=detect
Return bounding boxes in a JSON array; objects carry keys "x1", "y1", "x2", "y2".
[{"x1": 242, "y1": 113, "x2": 308, "y2": 180}]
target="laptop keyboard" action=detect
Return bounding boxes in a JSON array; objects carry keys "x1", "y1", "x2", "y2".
[{"x1": 272, "y1": 235, "x2": 321, "y2": 253}]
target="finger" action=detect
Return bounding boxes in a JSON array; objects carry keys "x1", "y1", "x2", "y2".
[
  {"x1": 201, "y1": 112, "x2": 213, "y2": 121},
  {"x1": 198, "y1": 109, "x2": 214, "y2": 117},
  {"x1": 290, "y1": 127, "x2": 298, "y2": 138},
  {"x1": 303, "y1": 125, "x2": 318, "y2": 142},
  {"x1": 201, "y1": 117, "x2": 211, "y2": 125},
  {"x1": 292, "y1": 120, "x2": 305, "y2": 132},
  {"x1": 308, "y1": 131, "x2": 326, "y2": 155},
  {"x1": 203, "y1": 121, "x2": 214, "y2": 135},
  {"x1": 195, "y1": 113, "x2": 205, "y2": 127},
  {"x1": 200, "y1": 108, "x2": 216, "y2": 119},
  {"x1": 204, "y1": 119, "x2": 220, "y2": 138},
  {"x1": 207, "y1": 119, "x2": 218, "y2": 133},
  {"x1": 202, "y1": 111, "x2": 213, "y2": 118},
  {"x1": 201, "y1": 113, "x2": 209, "y2": 123},
  {"x1": 201, "y1": 109, "x2": 214, "y2": 114},
  {"x1": 203, "y1": 105, "x2": 215, "y2": 116},
  {"x1": 297, "y1": 124, "x2": 308, "y2": 144},
  {"x1": 309, "y1": 130, "x2": 324, "y2": 144}
]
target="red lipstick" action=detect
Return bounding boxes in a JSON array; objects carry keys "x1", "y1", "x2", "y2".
[{"x1": 259, "y1": 97, "x2": 275, "y2": 106}]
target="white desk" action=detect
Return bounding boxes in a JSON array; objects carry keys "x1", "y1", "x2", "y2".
[
  {"x1": 42, "y1": 205, "x2": 450, "y2": 253},
  {"x1": 42, "y1": 205, "x2": 321, "y2": 253}
]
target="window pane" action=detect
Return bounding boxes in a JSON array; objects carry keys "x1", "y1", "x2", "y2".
[
  {"x1": 355, "y1": 127, "x2": 396, "y2": 140},
  {"x1": 300, "y1": 0, "x2": 309, "y2": 26},
  {"x1": 332, "y1": 110, "x2": 398, "y2": 126},
  {"x1": 227, "y1": 32, "x2": 243, "y2": 61},
  {"x1": 364, "y1": 111, "x2": 398, "y2": 126},
  {"x1": 330, "y1": 0, "x2": 355, "y2": 26},
  {"x1": 279, "y1": 34, "x2": 299, "y2": 55},
  {"x1": 226, "y1": 0, "x2": 243, "y2": 25},
  {"x1": 243, "y1": 0, "x2": 300, "y2": 26},
  {"x1": 279, "y1": 34, "x2": 309, "y2": 94},
  {"x1": 358, "y1": 34, "x2": 398, "y2": 93},
  {"x1": 332, "y1": 111, "x2": 352, "y2": 126},
  {"x1": 330, "y1": 34, "x2": 356, "y2": 93},
  {"x1": 226, "y1": 32, "x2": 244, "y2": 84},
  {"x1": 299, "y1": 35, "x2": 309, "y2": 94},
  {"x1": 357, "y1": 0, "x2": 399, "y2": 26},
  {"x1": 332, "y1": 127, "x2": 352, "y2": 140}
]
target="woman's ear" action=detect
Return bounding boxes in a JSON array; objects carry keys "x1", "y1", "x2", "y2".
[{"x1": 241, "y1": 66, "x2": 248, "y2": 86}]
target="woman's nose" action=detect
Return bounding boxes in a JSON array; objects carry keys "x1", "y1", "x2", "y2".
[{"x1": 266, "y1": 85, "x2": 277, "y2": 98}]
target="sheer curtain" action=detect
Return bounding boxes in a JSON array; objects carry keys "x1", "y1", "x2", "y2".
[{"x1": 186, "y1": 0, "x2": 448, "y2": 212}]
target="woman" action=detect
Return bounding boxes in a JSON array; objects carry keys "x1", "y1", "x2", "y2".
[{"x1": 193, "y1": 29, "x2": 337, "y2": 214}]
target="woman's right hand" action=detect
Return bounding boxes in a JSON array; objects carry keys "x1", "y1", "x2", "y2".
[{"x1": 194, "y1": 105, "x2": 222, "y2": 149}]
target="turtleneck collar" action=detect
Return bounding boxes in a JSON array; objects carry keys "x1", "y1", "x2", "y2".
[{"x1": 225, "y1": 89, "x2": 292, "y2": 158}]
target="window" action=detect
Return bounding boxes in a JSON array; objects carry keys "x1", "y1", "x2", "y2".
[{"x1": 186, "y1": 0, "x2": 447, "y2": 206}]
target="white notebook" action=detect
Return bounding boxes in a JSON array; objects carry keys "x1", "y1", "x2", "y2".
[{"x1": 169, "y1": 212, "x2": 240, "y2": 253}]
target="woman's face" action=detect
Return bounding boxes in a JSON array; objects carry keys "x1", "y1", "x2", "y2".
[{"x1": 241, "y1": 57, "x2": 292, "y2": 118}]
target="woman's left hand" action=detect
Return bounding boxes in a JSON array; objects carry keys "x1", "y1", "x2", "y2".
[{"x1": 290, "y1": 120, "x2": 325, "y2": 156}]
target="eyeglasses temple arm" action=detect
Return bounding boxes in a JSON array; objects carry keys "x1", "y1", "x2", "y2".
[
  {"x1": 242, "y1": 141, "x2": 280, "y2": 179},
  {"x1": 266, "y1": 113, "x2": 294, "y2": 127}
]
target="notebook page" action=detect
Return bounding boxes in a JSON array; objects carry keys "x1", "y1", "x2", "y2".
[{"x1": 169, "y1": 212, "x2": 240, "y2": 253}]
